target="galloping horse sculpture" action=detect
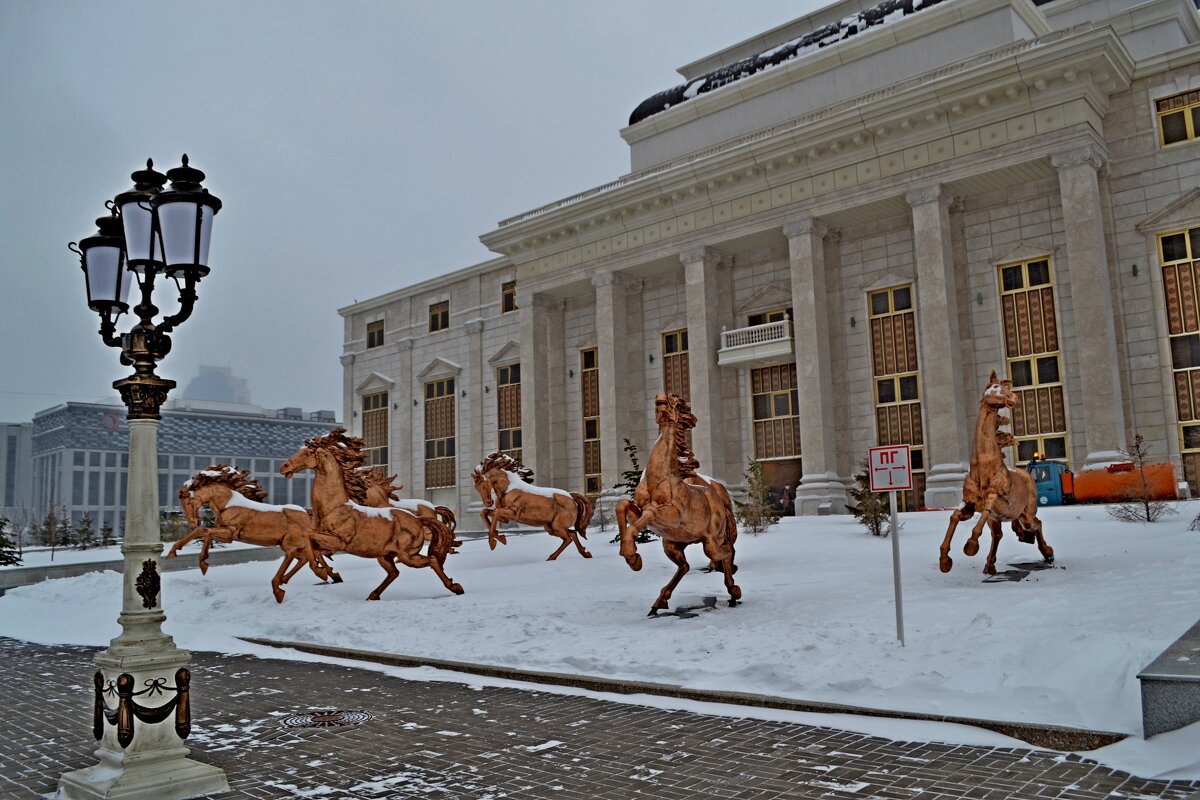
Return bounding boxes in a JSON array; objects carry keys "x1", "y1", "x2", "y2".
[
  {"x1": 359, "y1": 467, "x2": 462, "y2": 554},
  {"x1": 615, "y1": 393, "x2": 741, "y2": 615},
  {"x1": 938, "y1": 371, "x2": 1055, "y2": 575},
  {"x1": 471, "y1": 452, "x2": 593, "y2": 560},
  {"x1": 166, "y1": 466, "x2": 341, "y2": 602},
  {"x1": 281, "y1": 430, "x2": 463, "y2": 600}
]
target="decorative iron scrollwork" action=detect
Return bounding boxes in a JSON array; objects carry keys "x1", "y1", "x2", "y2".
[
  {"x1": 92, "y1": 668, "x2": 192, "y2": 747},
  {"x1": 135, "y1": 559, "x2": 160, "y2": 608}
]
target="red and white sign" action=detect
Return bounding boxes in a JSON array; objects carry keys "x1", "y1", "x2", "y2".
[{"x1": 868, "y1": 444, "x2": 912, "y2": 492}]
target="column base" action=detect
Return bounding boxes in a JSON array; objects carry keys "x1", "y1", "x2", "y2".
[
  {"x1": 58, "y1": 754, "x2": 229, "y2": 800},
  {"x1": 796, "y1": 473, "x2": 849, "y2": 516},
  {"x1": 923, "y1": 463, "x2": 969, "y2": 510}
]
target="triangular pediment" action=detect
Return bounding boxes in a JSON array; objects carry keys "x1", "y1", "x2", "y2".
[
  {"x1": 1138, "y1": 188, "x2": 1200, "y2": 234},
  {"x1": 991, "y1": 241, "x2": 1057, "y2": 266},
  {"x1": 659, "y1": 314, "x2": 687, "y2": 333},
  {"x1": 487, "y1": 341, "x2": 521, "y2": 367},
  {"x1": 737, "y1": 282, "x2": 793, "y2": 314},
  {"x1": 355, "y1": 371, "x2": 395, "y2": 393},
  {"x1": 864, "y1": 271, "x2": 916, "y2": 293},
  {"x1": 417, "y1": 357, "x2": 463, "y2": 380}
]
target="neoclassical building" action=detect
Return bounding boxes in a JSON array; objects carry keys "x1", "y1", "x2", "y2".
[{"x1": 340, "y1": 0, "x2": 1200, "y2": 521}]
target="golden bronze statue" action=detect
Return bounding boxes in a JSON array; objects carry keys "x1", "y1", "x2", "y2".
[
  {"x1": 471, "y1": 452, "x2": 593, "y2": 560},
  {"x1": 280, "y1": 430, "x2": 463, "y2": 600},
  {"x1": 938, "y1": 371, "x2": 1055, "y2": 575},
  {"x1": 359, "y1": 467, "x2": 462, "y2": 554},
  {"x1": 167, "y1": 466, "x2": 342, "y2": 603},
  {"x1": 615, "y1": 393, "x2": 741, "y2": 615}
]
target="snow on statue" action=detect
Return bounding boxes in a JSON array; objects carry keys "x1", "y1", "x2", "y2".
[{"x1": 471, "y1": 452, "x2": 593, "y2": 560}]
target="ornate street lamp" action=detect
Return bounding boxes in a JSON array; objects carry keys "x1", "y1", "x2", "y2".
[{"x1": 60, "y1": 156, "x2": 228, "y2": 800}]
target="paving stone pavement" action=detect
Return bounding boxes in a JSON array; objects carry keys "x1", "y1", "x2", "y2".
[{"x1": 2, "y1": 638, "x2": 1197, "y2": 800}]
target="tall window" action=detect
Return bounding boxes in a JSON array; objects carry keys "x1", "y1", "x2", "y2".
[
  {"x1": 502, "y1": 281, "x2": 517, "y2": 313},
  {"x1": 1157, "y1": 90, "x2": 1200, "y2": 147},
  {"x1": 497, "y1": 364, "x2": 522, "y2": 463},
  {"x1": 429, "y1": 300, "x2": 450, "y2": 333},
  {"x1": 366, "y1": 320, "x2": 384, "y2": 349},
  {"x1": 581, "y1": 348, "x2": 601, "y2": 496},
  {"x1": 662, "y1": 329, "x2": 690, "y2": 399},
  {"x1": 1159, "y1": 226, "x2": 1200, "y2": 493},
  {"x1": 998, "y1": 258, "x2": 1067, "y2": 464},
  {"x1": 424, "y1": 378, "x2": 456, "y2": 488},
  {"x1": 868, "y1": 285, "x2": 926, "y2": 511},
  {"x1": 751, "y1": 364, "x2": 800, "y2": 460},
  {"x1": 361, "y1": 391, "x2": 389, "y2": 470}
]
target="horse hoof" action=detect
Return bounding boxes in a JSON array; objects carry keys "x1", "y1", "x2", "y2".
[
  {"x1": 498, "y1": 535, "x2": 508, "y2": 546},
  {"x1": 199, "y1": 562, "x2": 209, "y2": 576},
  {"x1": 273, "y1": 589, "x2": 285, "y2": 604},
  {"x1": 939, "y1": 555, "x2": 953, "y2": 573},
  {"x1": 366, "y1": 594, "x2": 381, "y2": 601},
  {"x1": 581, "y1": 550, "x2": 593, "y2": 559},
  {"x1": 450, "y1": 584, "x2": 465, "y2": 595},
  {"x1": 983, "y1": 564, "x2": 997, "y2": 576},
  {"x1": 627, "y1": 554, "x2": 643, "y2": 572},
  {"x1": 330, "y1": 573, "x2": 343, "y2": 584},
  {"x1": 165, "y1": 551, "x2": 176, "y2": 560},
  {"x1": 728, "y1": 598, "x2": 739, "y2": 608},
  {"x1": 1044, "y1": 551, "x2": 1055, "y2": 564},
  {"x1": 964, "y1": 539, "x2": 979, "y2": 557},
  {"x1": 731, "y1": 585, "x2": 742, "y2": 600},
  {"x1": 488, "y1": 539, "x2": 497, "y2": 551},
  {"x1": 647, "y1": 607, "x2": 662, "y2": 617}
]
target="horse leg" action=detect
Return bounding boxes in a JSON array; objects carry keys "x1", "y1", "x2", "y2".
[
  {"x1": 1022, "y1": 507, "x2": 1054, "y2": 564},
  {"x1": 367, "y1": 556, "x2": 400, "y2": 601},
  {"x1": 270, "y1": 556, "x2": 295, "y2": 604},
  {"x1": 966, "y1": 498, "x2": 996, "y2": 558},
  {"x1": 615, "y1": 499, "x2": 644, "y2": 571},
  {"x1": 701, "y1": 530, "x2": 741, "y2": 607},
  {"x1": 566, "y1": 510, "x2": 592, "y2": 559},
  {"x1": 165, "y1": 527, "x2": 208, "y2": 560},
  {"x1": 938, "y1": 505, "x2": 972, "y2": 573},
  {"x1": 392, "y1": 546, "x2": 465, "y2": 596},
  {"x1": 544, "y1": 525, "x2": 572, "y2": 561},
  {"x1": 983, "y1": 517, "x2": 1004, "y2": 576},
  {"x1": 649, "y1": 540, "x2": 690, "y2": 616}
]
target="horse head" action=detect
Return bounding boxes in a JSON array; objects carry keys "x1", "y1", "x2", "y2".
[
  {"x1": 654, "y1": 392, "x2": 697, "y2": 430},
  {"x1": 180, "y1": 465, "x2": 267, "y2": 524},
  {"x1": 981, "y1": 370, "x2": 1018, "y2": 411}
]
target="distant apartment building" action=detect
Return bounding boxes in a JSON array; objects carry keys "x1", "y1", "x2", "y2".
[
  {"x1": 0, "y1": 423, "x2": 33, "y2": 522},
  {"x1": 340, "y1": 0, "x2": 1200, "y2": 518},
  {"x1": 30, "y1": 368, "x2": 339, "y2": 533}
]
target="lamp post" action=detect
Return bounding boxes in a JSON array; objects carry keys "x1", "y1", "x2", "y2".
[{"x1": 59, "y1": 156, "x2": 229, "y2": 800}]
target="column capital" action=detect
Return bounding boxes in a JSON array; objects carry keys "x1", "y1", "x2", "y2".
[
  {"x1": 782, "y1": 216, "x2": 827, "y2": 239},
  {"x1": 528, "y1": 292, "x2": 557, "y2": 309},
  {"x1": 679, "y1": 245, "x2": 721, "y2": 268},
  {"x1": 1050, "y1": 144, "x2": 1106, "y2": 173},
  {"x1": 339, "y1": 353, "x2": 356, "y2": 367},
  {"x1": 905, "y1": 184, "x2": 950, "y2": 208},
  {"x1": 464, "y1": 318, "x2": 484, "y2": 335},
  {"x1": 395, "y1": 337, "x2": 414, "y2": 352},
  {"x1": 590, "y1": 270, "x2": 643, "y2": 291}
]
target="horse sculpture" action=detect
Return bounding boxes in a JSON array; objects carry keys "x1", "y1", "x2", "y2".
[
  {"x1": 471, "y1": 452, "x2": 593, "y2": 560},
  {"x1": 615, "y1": 392, "x2": 741, "y2": 615},
  {"x1": 280, "y1": 430, "x2": 463, "y2": 600},
  {"x1": 358, "y1": 467, "x2": 462, "y2": 554},
  {"x1": 938, "y1": 371, "x2": 1055, "y2": 575},
  {"x1": 166, "y1": 465, "x2": 342, "y2": 603}
]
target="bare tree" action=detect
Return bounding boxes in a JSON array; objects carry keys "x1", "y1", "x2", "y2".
[{"x1": 1107, "y1": 434, "x2": 1176, "y2": 523}]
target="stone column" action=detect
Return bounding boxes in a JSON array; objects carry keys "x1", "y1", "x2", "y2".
[
  {"x1": 593, "y1": 270, "x2": 645, "y2": 493},
  {"x1": 784, "y1": 217, "x2": 848, "y2": 514},
  {"x1": 1051, "y1": 145, "x2": 1127, "y2": 467},
  {"x1": 339, "y1": 352, "x2": 356, "y2": 434},
  {"x1": 465, "y1": 319, "x2": 485, "y2": 508},
  {"x1": 907, "y1": 185, "x2": 970, "y2": 508},
  {"x1": 681, "y1": 246, "x2": 729, "y2": 480},
  {"x1": 59, "y1": 418, "x2": 229, "y2": 800},
  {"x1": 519, "y1": 291, "x2": 565, "y2": 487},
  {"x1": 394, "y1": 339, "x2": 414, "y2": 490}
]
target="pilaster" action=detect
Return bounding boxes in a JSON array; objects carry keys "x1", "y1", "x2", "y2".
[
  {"x1": 680, "y1": 246, "x2": 729, "y2": 480},
  {"x1": 592, "y1": 270, "x2": 645, "y2": 490},
  {"x1": 1051, "y1": 144, "x2": 1127, "y2": 467},
  {"x1": 519, "y1": 291, "x2": 565, "y2": 486},
  {"x1": 784, "y1": 217, "x2": 848, "y2": 515},
  {"x1": 907, "y1": 184, "x2": 969, "y2": 508},
  {"x1": 394, "y1": 339, "x2": 414, "y2": 490}
]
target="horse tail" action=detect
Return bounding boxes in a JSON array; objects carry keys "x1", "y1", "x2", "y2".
[
  {"x1": 571, "y1": 493, "x2": 593, "y2": 539},
  {"x1": 423, "y1": 518, "x2": 454, "y2": 565},
  {"x1": 719, "y1": 485, "x2": 738, "y2": 549},
  {"x1": 434, "y1": 505, "x2": 457, "y2": 532}
]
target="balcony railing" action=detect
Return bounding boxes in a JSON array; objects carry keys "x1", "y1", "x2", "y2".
[{"x1": 718, "y1": 319, "x2": 794, "y2": 367}]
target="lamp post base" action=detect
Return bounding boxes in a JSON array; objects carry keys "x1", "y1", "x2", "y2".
[{"x1": 57, "y1": 752, "x2": 229, "y2": 800}]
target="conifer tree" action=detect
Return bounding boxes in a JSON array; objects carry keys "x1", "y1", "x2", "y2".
[
  {"x1": 846, "y1": 460, "x2": 890, "y2": 536},
  {"x1": 0, "y1": 516, "x2": 21, "y2": 567},
  {"x1": 734, "y1": 459, "x2": 778, "y2": 533},
  {"x1": 74, "y1": 513, "x2": 96, "y2": 550}
]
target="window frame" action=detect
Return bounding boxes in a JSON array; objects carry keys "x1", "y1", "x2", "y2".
[
  {"x1": 366, "y1": 320, "x2": 384, "y2": 349},
  {"x1": 428, "y1": 300, "x2": 450, "y2": 333}
]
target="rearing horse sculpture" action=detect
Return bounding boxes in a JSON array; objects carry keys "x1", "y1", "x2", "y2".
[
  {"x1": 938, "y1": 371, "x2": 1055, "y2": 575},
  {"x1": 615, "y1": 393, "x2": 741, "y2": 615},
  {"x1": 471, "y1": 452, "x2": 593, "y2": 560}
]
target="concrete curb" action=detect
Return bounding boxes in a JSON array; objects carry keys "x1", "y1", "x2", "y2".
[{"x1": 240, "y1": 636, "x2": 1126, "y2": 752}]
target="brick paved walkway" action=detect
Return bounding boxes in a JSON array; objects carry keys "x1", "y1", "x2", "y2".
[{"x1": 2, "y1": 638, "x2": 1196, "y2": 800}]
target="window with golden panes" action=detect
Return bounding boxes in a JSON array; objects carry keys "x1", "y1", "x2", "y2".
[
  {"x1": 1157, "y1": 90, "x2": 1200, "y2": 147},
  {"x1": 361, "y1": 392, "x2": 389, "y2": 471},
  {"x1": 428, "y1": 300, "x2": 450, "y2": 333},
  {"x1": 1159, "y1": 227, "x2": 1200, "y2": 494},
  {"x1": 424, "y1": 378, "x2": 456, "y2": 488},
  {"x1": 581, "y1": 348, "x2": 601, "y2": 496},
  {"x1": 501, "y1": 281, "x2": 517, "y2": 314},
  {"x1": 497, "y1": 364, "x2": 522, "y2": 463},
  {"x1": 868, "y1": 285, "x2": 926, "y2": 510},
  {"x1": 997, "y1": 258, "x2": 1068, "y2": 465},
  {"x1": 662, "y1": 329, "x2": 690, "y2": 400},
  {"x1": 366, "y1": 320, "x2": 384, "y2": 349},
  {"x1": 750, "y1": 364, "x2": 800, "y2": 460}
]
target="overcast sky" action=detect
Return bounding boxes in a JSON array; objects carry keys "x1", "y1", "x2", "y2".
[{"x1": 0, "y1": 0, "x2": 822, "y2": 423}]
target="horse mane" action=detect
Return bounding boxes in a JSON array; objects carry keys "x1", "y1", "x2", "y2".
[
  {"x1": 473, "y1": 451, "x2": 535, "y2": 483},
  {"x1": 303, "y1": 427, "x2": 379, "y2": 501},
  {"x1": 353, "y1": 465, "x2": 401, "y2": 503},
  {"x1": 181, "y1": 465, "x2": 269, "y2": 502},
  {"x1": 664, "y1": 393, "x2": 700, "y2": 479}
]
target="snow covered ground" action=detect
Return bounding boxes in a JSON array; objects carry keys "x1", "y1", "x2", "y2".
[
  {"x1": 1, "y1": 541, "x2": 259, "y2": 570},
  {"x1": 2, "y1": 503, "x2": 1198, "y2": 780}
]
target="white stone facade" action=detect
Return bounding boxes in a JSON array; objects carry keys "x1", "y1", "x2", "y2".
[{"x1": 341, "y1": 0, "x2": 1200, "y2": 522}]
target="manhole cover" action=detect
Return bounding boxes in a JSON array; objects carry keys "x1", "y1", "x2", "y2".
[{"x1": 281, "y1": 709, "x2": 374, "y2": 729}]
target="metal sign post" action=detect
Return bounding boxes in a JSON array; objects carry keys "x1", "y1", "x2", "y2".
[{"x1": 868, "y1": 444, "x2": 912, "y2": 647}]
